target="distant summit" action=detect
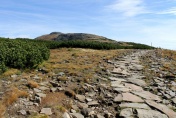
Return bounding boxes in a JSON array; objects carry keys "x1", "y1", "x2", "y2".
[{"x1": 35, "y1": 32, "x2": 114, "y2": 42}]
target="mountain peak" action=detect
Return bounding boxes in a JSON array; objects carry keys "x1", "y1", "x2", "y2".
[{"x1": 36, "y1": 32, "x2": 112, "y2": 42}]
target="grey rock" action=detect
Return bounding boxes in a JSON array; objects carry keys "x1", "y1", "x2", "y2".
[
  {"x1": 104, "y1": 111, "x2": 112, "y2": 118},
  {"x1": 77, "y1": 102, "x2": 88, "y2": 109},
  {"x1": 51, "y1": 87, "x2": 57, "y2": 92},
  {"x1": 40, "y1": 108, "x2": 52, "y2": 115},
  {"x1": 50, "y1": 81, "x2": 60, "y2": 87},
  {"x1": 122, "y1": 92, "x2": 144, "y2": 102},
  {"x1": 126, "y1": 77, "x2": 146, "y2": 87},
  {"x1": 109, "y1": 77, "x2": 126, "y2": 81},
  {"x1": 120, "y1": 108, "x2": 133, "y2": 117},
  {"x1": 113, "y1": 87, "x2": 131, "y2": 92},
  {"x1": 124, "y1": 83, "x2": 143, "y2": 91},
  {"x1": 27, "y1": 110, "x2": 38, "y2": 115},
  {"x1": 33, "y1": 88, "x2": 41, "y2": 93},
  {"x1": 17, "y1": 110, "x2": 27, "y2": 115},
  {"x1": 167, "y1": 91, "x2": 175, "y2": 97},
  {"x1": 130, "y1": 65, "x2": 144, "y2": 71},
  {"x1": 132, "y1": 91, "x2": 161, "y2": 101},
  {"x1": 23, "y1": 101, "x2": 33, "y2": 106},
  {"x1": 38, "y1": 86, "x2": 49, "y2": 91},
  {"x1": 35, "y1": 93, "x2": 46, "y2": 98},
  {"x1": 87, "y1": 92, "x2": 96, "y2": 97},
  {"x1": 146, "y1": 100, "x2": 176, "y2": 118},
  {"x1": 87, "y1": 101, "x2": 99, "y2": 106},
  {"x1": 11, "y1": 74, "x2": 18, "y2": 78},
  {"x1": 119, "y1": 103, "x2": 151, "y2": 109},
  {"x1": 95, "y1": 114, "x2": 105, "y2": 118},
  {"x1": 114, "y1": 94, "x2": 123, "y2": 102},
  {"x1": 63, "y1": 112, "x2": 71, "y2": 118},
  {"x1": 71, "y1": 113, "x2": 84, "y2": 118},
  {"x1": 172, "y1": 98, "x2": 176, "y2": 104},
  {"x1": 81, "y1": 108, "x2": 91, "y2": 117},
  {"x1": 75, "y1": 94, "x2": 86, "y2": 102},
  {"x1": 35, "y1": 96, "x2": 42, "y2": 104},
  {"x1": 136, "y1": 109, "x2": 168, "y2": 118},
  {"x1": 71, "y1": 109, "x2": 76, "y2": 113},
  {"x1": 33, "y1": 75, "x2": 40, "y2": 80},
  {"x1": 86, "y1": 97, "x2": 93, "y2": 102},
  {"x1": 110, "y1": 81, "x2": 122, "y2": 87},
  {"x1": 58, "y1": 72, "x2": 65, "y2": 76}
]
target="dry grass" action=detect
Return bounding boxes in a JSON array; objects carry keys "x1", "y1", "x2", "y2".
[
  {"x1": 41, "y1": 92, "x2": 67, "y2": 107},
  {"x1": 2, "y1": 69, "x2": 20, "y2": 77},
  {"x1": 0, "y1": 48, "x2": 130, "y2": 117},
  {"x1": 3, "y1": 87, "x2": 28, "y2": 106},
  {"x1": 0, "y1": 102, "x2": 6, "y2": 118},
  {"x1": 40, "y1": 48, "x2": 129, "y2": 82},
  {"x1": 28, "y1": 80, "x2": 39, "y2": 88},
  {"x1": 0, "y1": 87, "x2": 28, "y2": 117},
  {"x1": 157, "y1": 49, "x2": 176, "y2": 71}
]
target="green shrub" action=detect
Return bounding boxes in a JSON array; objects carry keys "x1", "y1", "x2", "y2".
[{"x1": 0, "y1": 38, "x2": 50, "y2": 73}]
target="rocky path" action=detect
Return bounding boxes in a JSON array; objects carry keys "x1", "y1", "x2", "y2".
[
  {"x1": 61, "y1": 50, "x2": 176, "y2": 118},
  {"x1": 67, "y1": 50, "x2": 176, "y2": 118},
  {"x1": 2, "y1": 50, "x2": 176, "y2": 118}
]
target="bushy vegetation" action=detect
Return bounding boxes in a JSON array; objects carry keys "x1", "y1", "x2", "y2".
[
  {"x1": 0, "y1": 38, "x2": 49, "y2": 73},
  {"x1": 0, "y1": 37, "x2": 154, "y2": 73},
  {"x1": 32, "y1": 40, "x2": 154, "y2": 50}
]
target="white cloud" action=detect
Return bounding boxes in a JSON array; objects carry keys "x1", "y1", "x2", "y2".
[
  {"x1": 106, "y1": 0, "x2": 147, "y2": 17},
  {"x1": 157, "y1": 7, "x2": 176, "y2": 15}
]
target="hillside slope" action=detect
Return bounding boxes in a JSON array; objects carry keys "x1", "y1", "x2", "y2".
[{"x1": 36, "y1": 32, "x2": 115, "y2": 42}]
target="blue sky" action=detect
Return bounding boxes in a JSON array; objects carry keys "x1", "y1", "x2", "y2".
[{"x1": 0, "y1": 0, "x2": 176, "y2": 49}]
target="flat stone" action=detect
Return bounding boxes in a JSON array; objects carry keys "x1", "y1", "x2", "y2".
[
  {"x1": 75, "y1": 94, "x2": 86, "y2": 102},
  {"x1": 85, "y1": 97, "x2": 92, "y2": 102},
  {"x1": 126, "y1": 78, "x2": 146, "y2": 87},
  {"x1": 172, "y1": 98, "x2": 176, "y2": 104},
  {"x1": 87, "y1": 92, "x2": 96, "y2": 97},
  {"x1": 77, "y1": 102, "x2": 88, "y2": 109},
  {"x1": 146, "y1": 100, "x2": 176, "y2": 118},
  {"x1": 114, "y1": 94, "x2": 123, "y2": 102},
  {"x1": 167, "y1": 91, "x2": 175, "y2": 97},
  {"x1": 122, "y1": 93, "x2": 144, "y2": 102},
  {"x1": 38, "y1": 86, "x2": 49, "y2": 91},
  {"x1": 51, "y1": 87, "x2": 57, "y2": 92},
  {"x1": 114, "y1": 88, "x2": 131, "y2": 92},
  {"x1": 112, "y1": 68, "x2": 122, "y2": 74},
  {"x1": 11, "y1": 74, "x2": 18, "y2": 78},
  {"x1": 120, "y1": 108, "x2": 133, "y2": 117},
  {"x1": 119, "y1": 103, "x2": 151, "y2": 110},
  {"x1": 171, "y1": 86, "x2": 176, "y2": 91},
  {"x1": 136, "y1": 109, "x2": 168, "y2": 118},
  {"x1": 70, "y1": 113, "x2": 84, "y2": 118},
  {"x1": 17, "y1": 110, "x2": 27, "y2": 115},
  {"x1": 111, "y1": 81, "x2": 122, "y2": 87},
  {"x1": 40, "y1": 108, "x2": 52, "y2": 115},
  {"x1": 35, "y1": 93, "x2": 46, "y2": 98},
  {"x1": 87, "y1": 101, "x2": 99, "y2": 106},
  {"x1": 81, "y1": 108, "x2": 91, "y2": 117},
  {"x1": 109, "y1": 77, "x2": 126, "y2": 82},
  {"x1": 112, "y1": 68, "x2": 130, "y2": 75},
  {"x1": 95, "y1": 114, "x2": 105, "y2": 118},
  {"x1": 33, "y1": 88, "x2": 41, "y2": 93},
  {"x1": 63, "y1": 112, "x2": 71, "y2": 118},
  {"x1": 124, "y1": 83, "x2": 143, "y2": 91},
  {"x1": 132, "y1": 91, "x2": 161, "y2": 101},
  {"x1": 23, "y1": 101, "x2": 33, "y2": 106},
  {"x1": 50, "y1": 81, "x2": 60, "y2": 87}
]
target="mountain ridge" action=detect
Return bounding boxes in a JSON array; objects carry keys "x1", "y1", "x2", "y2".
[{"x1": 35, "y1": 32, "x2": 115, "y2": 42}]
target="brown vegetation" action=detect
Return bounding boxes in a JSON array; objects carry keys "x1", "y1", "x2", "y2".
[
  {"x1": 0, "y1": 87, "x2": 28, "y2": 117},
  {"x1": 28, "y1": 80, "x2": 39, "y2": 88}
]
